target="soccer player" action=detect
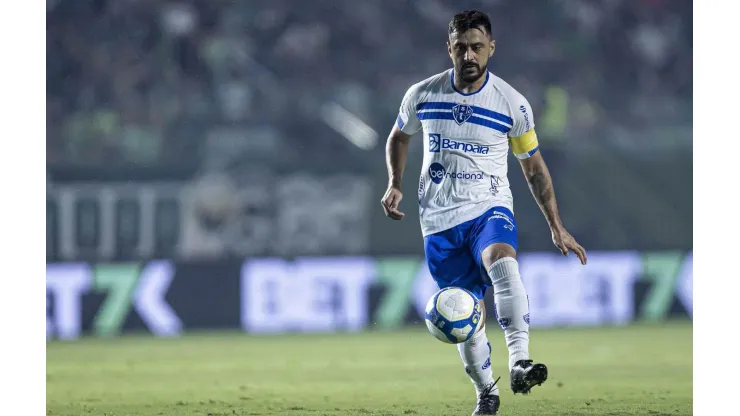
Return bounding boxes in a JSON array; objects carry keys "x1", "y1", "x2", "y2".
[{"x1": 380, "y1": 10, "x2": 587, "y2": 415}]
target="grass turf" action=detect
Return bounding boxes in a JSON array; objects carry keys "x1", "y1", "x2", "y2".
[{"x1": 47, "y1": 322, "x2": 692, "y2": 415}]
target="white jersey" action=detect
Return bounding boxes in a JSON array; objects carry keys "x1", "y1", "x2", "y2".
[{"x1": 396, "y1": 69, "x2": 541, "y2": 236}]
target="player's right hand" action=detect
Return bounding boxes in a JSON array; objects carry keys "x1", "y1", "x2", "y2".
[{"x1": 381, "y1": 186, "x2": 405, "y2": 220}]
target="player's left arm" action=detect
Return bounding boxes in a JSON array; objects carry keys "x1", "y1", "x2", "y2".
[{"x1": 509, "y1": 98, "x2": 587, "y2": 265}]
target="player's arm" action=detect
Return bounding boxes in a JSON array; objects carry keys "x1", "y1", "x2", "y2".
[
  {"x1": 518, "y1": 148, "x2": 559, "y2": 232},
  {"x1": 386, "y1": 124, "x2": 412, "y2": 190},
  {"x1": 517, "y1": 143, "x2": 586, "y2": 264},
  {"x1": 509, "y1": 101, "x2": 587, "y2": 264},
  {"x1": 382, "y1": 125, "x2": 412, "y2": 219},
  {"x1": 381, "y1": 84, "x2": 422, "y2": 220}
]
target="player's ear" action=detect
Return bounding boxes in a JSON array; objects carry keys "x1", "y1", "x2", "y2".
[
  {"x1": 489, "y1": 39, "x2": 496, "y2": 57},
  {"x1": 447, "y1": 40, "x2": 453, "y2": 58}
]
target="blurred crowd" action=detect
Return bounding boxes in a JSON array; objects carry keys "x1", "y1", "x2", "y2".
[{"x1": 47, "y1": 0, "x2": 692, "y2": 172}]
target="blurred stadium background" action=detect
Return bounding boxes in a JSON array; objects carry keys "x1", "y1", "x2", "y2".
[{"x1": 46, "y1": 0, "x2": 692, "y2": 414}]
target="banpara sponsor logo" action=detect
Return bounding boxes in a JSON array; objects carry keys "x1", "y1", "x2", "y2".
[{"x1": 429, "y1": 133, "x2": 489, "y2": 154}]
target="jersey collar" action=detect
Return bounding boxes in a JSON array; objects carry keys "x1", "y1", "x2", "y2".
[{"x1": 450, "y1": 69, "x2": 490, "y2": 96}]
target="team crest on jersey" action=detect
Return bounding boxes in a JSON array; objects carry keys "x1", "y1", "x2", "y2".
[{"x1": 452, "y1": 104, "x2": 474, "y2": 125}]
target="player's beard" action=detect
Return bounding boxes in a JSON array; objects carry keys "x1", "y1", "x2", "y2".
[{"x1": 458, "y1": 62, "x2": 486, "y2": 84}]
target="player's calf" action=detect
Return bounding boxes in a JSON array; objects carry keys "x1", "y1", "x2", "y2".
[
  {"x1": 458, "y1": 306, "x2": 501, "y2": 415},
  {"x1": 483, "y1": 250, "x2": 549, "y2": 395},
  {"x1": 482, "y1": 245, "x2": 531, "y2": 371},
  {"x1": 458, "y1": 322, "x2": 498, "y2": 396}
]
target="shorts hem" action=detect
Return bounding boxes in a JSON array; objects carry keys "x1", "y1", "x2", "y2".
[{"x1": 474, "y1": 238, "x2": 518, "y2": 263}]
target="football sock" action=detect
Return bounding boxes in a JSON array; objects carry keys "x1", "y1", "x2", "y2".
[
  {"x1": 457, "y1": 325, "x2": 499, "y2": 396},
  {"x1": 487, "y1": 257, "x2": 530, "y2": 371}
]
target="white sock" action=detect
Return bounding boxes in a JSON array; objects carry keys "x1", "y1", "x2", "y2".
[
  {"x1": 487, "y1": 257, "x2": 530, "y2": 371},
  {"x1": 457, "y1": 326, "x2": 499, "y2": 396}
]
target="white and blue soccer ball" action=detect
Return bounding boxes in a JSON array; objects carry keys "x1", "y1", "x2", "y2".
[{"x1": 424, "y1": 287, "x2": 483, "y2": 344}]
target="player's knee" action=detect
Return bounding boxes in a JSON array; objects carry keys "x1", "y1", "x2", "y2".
[{"x1": 481, "y1": 242, "x2": 517, "y2": 270}]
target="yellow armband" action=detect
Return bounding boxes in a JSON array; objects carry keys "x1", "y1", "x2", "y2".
[{"x1": 509, "y1": 129, "x2": 540, "y2": 159}]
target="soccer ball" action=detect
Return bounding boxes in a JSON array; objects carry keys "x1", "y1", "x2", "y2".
[{"x1": 424, "y1": 287, "x2": 483, "y2": 344}]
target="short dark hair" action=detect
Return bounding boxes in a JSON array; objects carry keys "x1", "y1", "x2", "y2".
[{"x1": 448, "y1": 10, "x2": 492, "y2": 38}]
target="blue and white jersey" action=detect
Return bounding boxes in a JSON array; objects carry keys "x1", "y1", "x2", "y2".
[{"x1": 396, "y1": 69, "x2": 540, "y2": 236}]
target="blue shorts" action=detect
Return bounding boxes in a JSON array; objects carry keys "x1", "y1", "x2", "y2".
[{"x1": 423, "y1": 206, "x2": 518, "y2": 300}]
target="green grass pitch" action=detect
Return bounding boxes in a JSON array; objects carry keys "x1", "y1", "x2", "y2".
[{"x1": 46, "y1": 322, "x2": 692, "y2": 415}]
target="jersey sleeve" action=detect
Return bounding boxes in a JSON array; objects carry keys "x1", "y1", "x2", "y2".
[
  {"x1": 396, "y1": 84, "x2": 423, "y2": 135},
  {"x1": 508, "y1": 93, "x2": 540, "y2": 159}
]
